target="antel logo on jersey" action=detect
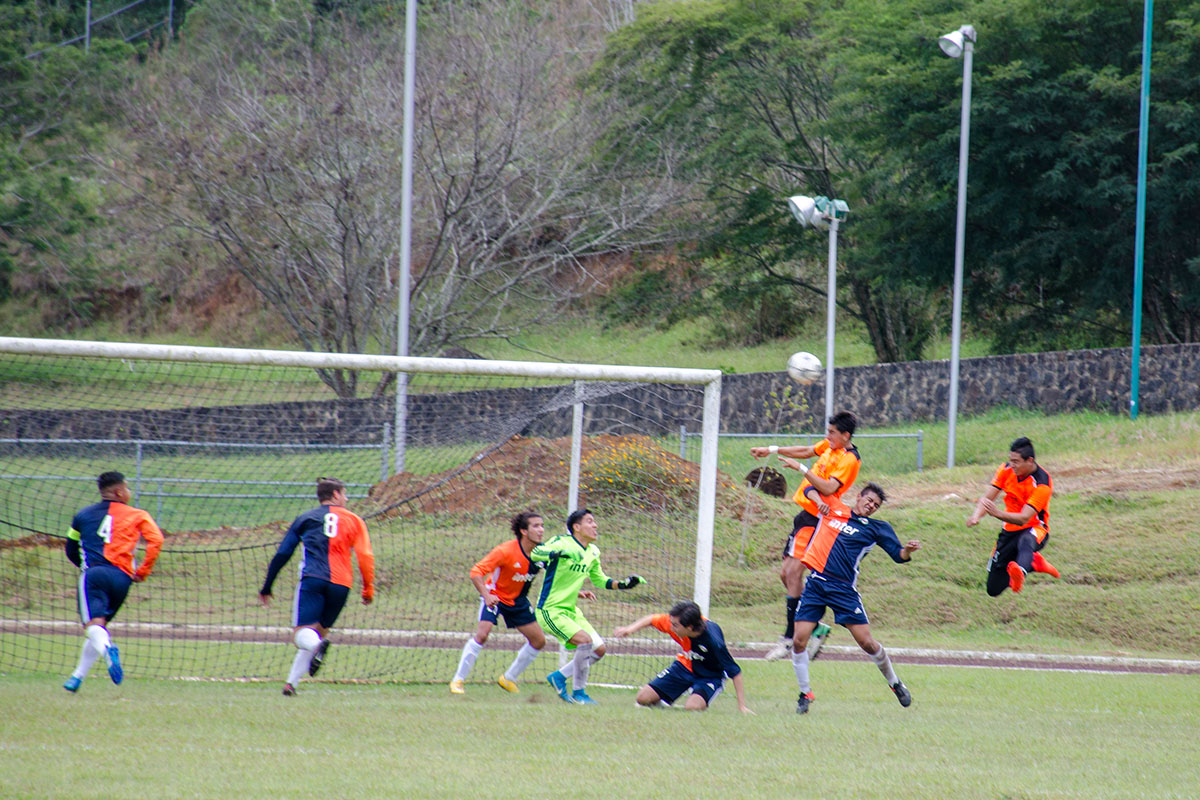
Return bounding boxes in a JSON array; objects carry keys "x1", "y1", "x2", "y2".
[
  {"x1": 510, "y1": 572, "x2": 537, "y2": 583},
  {"x1": 828, "y1": 518, "x2": 861, "y2": 536}
]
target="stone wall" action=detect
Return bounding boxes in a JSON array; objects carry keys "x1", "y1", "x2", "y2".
[{"x1": 2, "y1": 344, "x2": 1196, "y2": 444}]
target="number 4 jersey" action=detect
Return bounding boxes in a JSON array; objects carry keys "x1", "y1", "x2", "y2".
[{"x1": 68, "y1": 500, "x2": 164, "y2": 580}]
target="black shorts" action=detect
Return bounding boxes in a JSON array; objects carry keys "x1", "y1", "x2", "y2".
[
  {"x1": 784, "y1": 510, "x2": 820, "y2": 559},
  {"x1": 77, "y1": 565, "x2": 132, "y2": 623},
  {"x1": 293, "y1": 576, "x2": 350, "y2": 629},
  {"x1": 478, "y1": 596, "x2": 537, "y2": 628}
]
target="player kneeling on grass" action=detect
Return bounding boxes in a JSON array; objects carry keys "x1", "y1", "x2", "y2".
[
  {"x1": 791, "y1": 482, "x2": 920, "y2": 714},
  {"x1": 530, "y1": 508, "x2": 644, "y2": 705},
  {"x1": 63, "y1": 471, "x2": 164, "y2": 693},
  {"x1": 450, "y1": 511, "x2": 548, "y2": 695},
  {"x1": 259, "y1": 477, "x2": 374, "y2": 696},
  {"x1": 614, "y1": 601, "x2": 752, "y2": 714}
]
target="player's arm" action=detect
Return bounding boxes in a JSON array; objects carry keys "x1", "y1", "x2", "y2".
[
  {"x1": 355, "y1": 524, "x2": 375, "y2": 605},
  {"x1": 967, "y1": 484, "x2": 1003, "y2": 526},
  {"x1": 613, "y1": 614, "x2": 656, "y2": 638},
  {"x1": 982, "y1": 502, "x2": 1036, "y2": 527},
  {"x1": 876, "y1": 522, "x2": 919, "y2": 563},
  {"x1": 751, "y1": 444, "x2": 817, "y2": 460},
  {"x1": 133, "y1": 514, "x2": 165, "y2": 582},
  {"x1": 470, "y1": 546, "x2": 505, "y2": 606},
  {"x1": 258, "y1": 526, "x2": 301, "y2": 604},
  {"x1": 65, "y1": 526, "x2": 82, "y2": 568},
  {"x1": 529, "y1": 537, "x2": 565, "y2": 563},
  {"x1": 730, "y1": 672, "x2": 753, "y2": 714}
]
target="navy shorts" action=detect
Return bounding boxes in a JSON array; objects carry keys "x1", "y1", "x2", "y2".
[
  {"x1": 77, "y1": 565, "x2": 132, "y2": 623},
  {"x1": 795, "y1": 571, "x2": 870, "y2": 626},
  {"x1": 648, "y1": 660, "x2": 726, "y2": 706},
  {"x1": 479, "y1": 596, "x2": 536, "y2": 628},
  {"x1": 293, "y1": 576, "x2": 350, "y2": 629}
]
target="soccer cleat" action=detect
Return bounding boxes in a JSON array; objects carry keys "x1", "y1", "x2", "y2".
[
  {"x1": 449, "y1": 678, "x2": 466, "y2": 695},
  {"x1": 764, "y1": 637, "x2": 793, "y2": 661},
  {"x1": 806, "y1": 623, "x2": 832, "y2": 660},
  {"x1": 105, "y1": 645, "x2": 123, "y2": 685},
  {"x1": 1007, "y1": 561, "x2": 1026, "y2": 593},
  {"x1": 891, "y1": 681, "x2": 912, "y2": 707},
  {"x1": 309, "y1": 638, "x2": 331, "y2": 677},
  {"x1": 546, "y1": 670, "x2": 573, "y2": 703},
  {"x1": 496, "y1": 674, "x2": 519, "y2": 694},
  {"x1": 571, "y1": 689, "x2": 597, "y2": 705},
  {"x1": 282, "y1": 683, "x2": 297, "y2": 696},
  {"x1": 795, "y1": 691, "x2": 814, "y2": 714},
  {"x1": 63, "y1": 676, "x2": 82, "y2": 693},
  {"x1": 1031, "y1": 552, "x2": 1060, "y2": 578}
]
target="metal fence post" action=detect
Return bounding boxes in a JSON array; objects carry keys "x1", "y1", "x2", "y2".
[
  {"x1": 917, "y1": 430, "x2": 924, "y2": 472},
  {"x1": 380, "y1": 422, "x2": 391, "y2": 482},
  {"x1": 85, "y1": 0, "x2": 92, "y2": 52},
  {"x1": 679, "y1": 424, "x2": 687, "y2": 459},
  {"x1": 134, "y1": 440, "x2": 143, "y2": 503}
]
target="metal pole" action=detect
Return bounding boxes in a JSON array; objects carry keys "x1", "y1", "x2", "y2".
[
  {"x1": 167, "y1": 0, "x2": 173, "y2": 37},
  {"x1": 679, "y1": 424, "x2": 686, "y2": 459},
  {"x1": 393, "y1": 0, "x2": 417, "y2": 473},
  {"x1": 85, "y1": 1, "x2": 92, "y2": 52},
  {"x1": 380, "y1": 422, "x2": 391, "y2": 482},
  {"x1": 947, "y1": 37, "x2": 974, "y2": 469},
  {"x1": 917, "y1": 429, "x2": 924, "y2": 472},
  {"x1": 568, "y1": 382, "x2": 583, "y2": 512},
  {"x1": 693, "y1": 376, "x2": 722, "y2": 616},
  {"x1": 134, "y1": 440, "x2": 143, "y2": 503},
  {"x1": 1131, "y1": 0, "x2": 1153, "y2": 420},
  {"x1": 825, "y1": 217, "x2": 838, "y2": 425}
]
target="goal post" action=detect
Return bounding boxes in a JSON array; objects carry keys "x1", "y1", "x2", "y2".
[{"x1": 0, "y1": 336, "x2": 722, "y2": 685}]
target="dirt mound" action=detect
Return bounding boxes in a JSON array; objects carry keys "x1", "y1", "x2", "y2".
[{"x1": 366, "y1": 434, "x2": 742, "y2": 520}]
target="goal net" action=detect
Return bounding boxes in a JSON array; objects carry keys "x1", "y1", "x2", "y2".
[{"x1": 0, "y1": 337, "x2": 721, "y2": 688}]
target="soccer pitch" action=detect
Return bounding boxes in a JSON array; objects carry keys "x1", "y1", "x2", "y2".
[{"x1": 2, "y1": 659, "x2": 1197, "y2": 799}]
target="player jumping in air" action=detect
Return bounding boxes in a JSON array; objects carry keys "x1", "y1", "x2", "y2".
[
  {"x1": 450, "y1": 510, "x2": 548, "y2": 695},
  {"x1": 751, "y1": 410, "x2": 861, "y2": 661},
  {"x1": 259, "y1": 477, "x2": 374, "y2": 696},
  {"x1": 63, "y1": 471, "x2": 164, "y2": 692},
  {"x1": 530, "y1": 508, "x2": 644, "y2": 705},
  {"x1": 967, "y1": 436, "x2": 1059, "y2": 595},
  {"x1": 790, "y1": 482, "x2": 920, "y2": 714},
  {"x1": 614, "y1": 600, "x2": 752, "y2": 714}
]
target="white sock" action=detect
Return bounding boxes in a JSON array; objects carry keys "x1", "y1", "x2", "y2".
[
  {"x1": 791, "y1": 648, "x2": 811, "y2": 694},
  {"x1": 72, "y1": 626, "x2": 110, "y2": 679},
  {"x1": 504, "y1": 642, "x2": 541, "y2": 681},
  {"x1": 286, "y1": 628, "x2": 320, "y2": 685},
  {"x1": 454, "y1": 638, "x2": 484, "y2": 682},
  {"x1": 571, "y1": 643, "x2": 594, "y2": 692},
  {"x1": 870, "y1": 644, "x2": 899, "y2": 685}
]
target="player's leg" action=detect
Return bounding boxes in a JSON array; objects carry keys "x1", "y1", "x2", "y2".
[
  {"x1": 536, "y1": 607, "x2": 579, "y2": 702},
  {"x1": 452, "y1": 601, "x2": 498, "y2": 692},
  {"x1": 682, "y1": 676, "x2": 724, "y2": 712},
  {"x1": 306, "y1": 582, "x2": 346, "y2": 680},
  {"x1": 1031, "y1": 531, "x2": 1059, "y2": 577},
  {"x1": 791, "y1": 584, "x2": 825, "y2": 714},
  {"x1": 986, "y1": 533, "x2": 1018, "y2": 596},
  {"x1": 567, "y1": 617, "x2": 602, "y2": 703},
  {"x1": 641, "y1": 661, "x2": 690, "y2": 708},
  {"x1": 67, "y1": 568, "x2": 128, "y2": 690},
  {"x1": 499, "y1": 613, "x2": 545, "y2": 692},
  {"x1": 845, "y1": 617, "x2": 910, "y2": 708},
  {"x1": 284, "y1": 579, "x2": 339, "y2": 694}
]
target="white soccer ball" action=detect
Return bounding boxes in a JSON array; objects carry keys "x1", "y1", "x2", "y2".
[{"x1": 786, "y1": 351, "x2": 823, "y2": 384}]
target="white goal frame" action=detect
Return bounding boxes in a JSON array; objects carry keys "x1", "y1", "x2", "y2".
[{"x1": 0, "y1": 336, "x2": 723, "y2": 613}]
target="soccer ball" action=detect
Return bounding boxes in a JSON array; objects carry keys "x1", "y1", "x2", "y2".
[{"x1": 786, "y1": 351, "x2": 823, "y2": 384}]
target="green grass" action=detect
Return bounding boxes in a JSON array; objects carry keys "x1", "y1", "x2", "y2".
[{"x1": 2, "y1": 663, "x2": 1197, "y2": 799}]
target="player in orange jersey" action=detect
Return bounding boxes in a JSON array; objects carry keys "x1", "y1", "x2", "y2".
[
  {"x1": 450, "y1": 511, "x2": 548, "y2": 695},
  {"x1": 63, "y1": 471, "x2": 164, "y2": 692},
  {"x1": 967, "y1": 437, "x2": 1059, "y2": 595},
  {"x1": 751, "y1": 410, "x2": 861, "y2": 660},
  {"x1": 260, "y1": 477, "x2": 374, "y2": 696}
]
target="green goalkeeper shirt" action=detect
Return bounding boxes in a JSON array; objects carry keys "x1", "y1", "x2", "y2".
[{"x1": 530, "y1": 533, "x2": 612, "y2": 611}]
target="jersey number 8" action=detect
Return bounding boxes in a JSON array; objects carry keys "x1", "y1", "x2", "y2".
[{"x1": 323, "y1": 513, "x2": 339, "y2": 538}]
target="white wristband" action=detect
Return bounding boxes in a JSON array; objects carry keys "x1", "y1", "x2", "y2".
[
  {"x1": 799, "y1": 463, "x2": 809, "y2": 475},
  {"x1": 768, "y1": 445, "x2": 778, "y2": 454}
]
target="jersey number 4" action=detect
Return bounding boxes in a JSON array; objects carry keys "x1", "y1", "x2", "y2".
[
  {"x1": 97, "y1": 514, "x2": 114, "y2": 543},
  {"x1": 323, "y1": 513, "x2": 339, "y2": 538}
]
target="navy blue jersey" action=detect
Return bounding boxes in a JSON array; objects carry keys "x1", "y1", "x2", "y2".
[
  {"x1": 260, "y1": 505, "x2": 374, "y2": 596},
  {"x1": 650, "y1": 614, "x2": 741, "y2": 681},
  {"x1": 801, "y1": 500, "x2": 909, "y2": 588}
]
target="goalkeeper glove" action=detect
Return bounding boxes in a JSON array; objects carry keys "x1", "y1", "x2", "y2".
[{"x1": 616, "y1": 575, "x2": 644, "y2": 590}]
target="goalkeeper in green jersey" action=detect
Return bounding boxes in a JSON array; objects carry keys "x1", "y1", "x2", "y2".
[{"x1": 531, "y1": 508, "x2": 644, "y2": 704}]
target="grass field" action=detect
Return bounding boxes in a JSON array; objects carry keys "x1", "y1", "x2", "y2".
[{"x1": 2, "y1": 661, "x2": 1197, "y2": 800}]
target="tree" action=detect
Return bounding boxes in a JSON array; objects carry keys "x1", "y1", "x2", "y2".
[{"x1": 113, "y1": 0, "x2": 688, "y2": 397}]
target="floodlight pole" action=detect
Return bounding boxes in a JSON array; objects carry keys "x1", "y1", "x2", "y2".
[
  {"x1": 1131, "y1": 0, "x2": 1153, "y2": 420},
  {"x1": 944, "y1": 26, "x2": 975, "y2": 469},
  {"x1": 394, "y1": 0, "x2": 417, "y2": 474},
  {"x1": 824, "y1": 218, "x2": 839, "y2": 425}
]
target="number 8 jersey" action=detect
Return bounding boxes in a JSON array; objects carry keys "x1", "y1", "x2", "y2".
[{"x1": 262, "y1": 504, "x2": 375, "y2": 599}]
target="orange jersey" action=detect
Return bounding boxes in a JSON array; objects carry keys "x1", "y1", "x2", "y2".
[
  {"x1": 470, "y1": 538, "x2": 540, "y2": 606},
  {"x1": 69, "y1": 500, "x2": 164, "y2": 580},
  {"x1": 648, "y1": 613, "x2": 741, "y2": 680},
  {"x1": 792, "y1": 438, "x2": 862, "y2": 515},
  {"x1": 991, "y1": 463, "x2": 1052, "y2": 533},
  {"x1": 264, "y1": 505, "x2": 375, "y2": 599}
]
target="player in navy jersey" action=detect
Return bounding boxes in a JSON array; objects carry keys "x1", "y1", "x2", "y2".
[
  {"x1": 790, "y1": 482, "x2": 921, "y2": 714},
  {"x1": 259, "y1": 477, "x2": 374, "y2": 696},
  {"x1": 62, "y1": 471, "x2": 164, "y2": 692},
  {"x1": 615, "y1": 601, "x2": 751, "y2": 713}
]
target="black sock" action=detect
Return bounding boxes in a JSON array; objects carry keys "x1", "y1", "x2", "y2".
[{"x1": 784, "y1": 596, "x2": 800, "y2": 639}]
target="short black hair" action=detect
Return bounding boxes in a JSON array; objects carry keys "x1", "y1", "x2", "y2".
[
  {"x1": 668, "y1": 601, "x2": 704, "y2": 632},
  {"x1": 1010, "y1": 437, "x2": 1036, "y2": 460},
  {"x1": 316, "y1": 477, "x2": 346, "y2": 502},
  {"x1": 829, "y1": 410, "x2": 857, "y2": 436},
  {"x1": 565, "y1": 508, "x2": 592, "y2": 535},
  {"x1": 511, "y1": 510, "x2": 542, "y2": 539},
  {"x1": 97, "y1": 471, "x2": 126, "y2": 491},
  {"x1": 861, "y1": 481, "x2": 887, "y2": 505}
]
